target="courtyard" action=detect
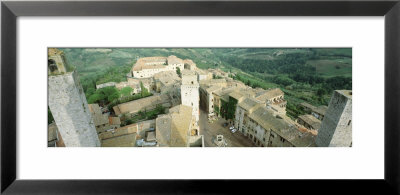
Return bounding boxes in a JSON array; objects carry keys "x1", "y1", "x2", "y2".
[{"x1": 199, "y1": 110, "x2": 256, "y2": 147}]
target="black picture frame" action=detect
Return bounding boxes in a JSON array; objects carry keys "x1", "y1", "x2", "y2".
[{"x1": 1, "y1": 0, "x2": 399, "y2": 194}]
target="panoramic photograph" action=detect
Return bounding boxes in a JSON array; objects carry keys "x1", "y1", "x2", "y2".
[{"x1": 48, "y1": 48, "x2": 352, "y2": 147}]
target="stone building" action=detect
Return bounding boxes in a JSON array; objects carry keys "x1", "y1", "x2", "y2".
[
  {"x1": 131, "y1": 56, "x2": 184, "y2": 78},
  {"x1": 181, "y1": 70, "x2": 200, "y2": 124},
  {"x1": 112, "y1": 94, "x2": 171, "y2": 116},
  {"x1": 316, "y1": 90, "x2": 352, "y2": 147},
  {"x1": 88, "y1": 104, "x2": 121, "y2": 134},
  {"x1": 96, "y1": 82, "x2": 117, "y2": 89},
  {"x1": 156, "y1": 105, "x2": 203, "y2": 147},
  {"x1": 48, "y1": 122, "x2": 65, "y2": 147},
  {"x1": 183, "y1": 59, "x2": 197, "y2": 70},
  {"x1": 246, "y1": 107, "x2": 315, "y2": 147},
  {"x1": 299, "y1": 102, "x2": 328, "y2": 120},
  {"x1": 88, "y1": 104, "x2": 110, "y2": 133},
  {"x1": 153, "y1": 71, "x2": 181, "y2": 93},
  {"x1": 99, "y1": 119, "x2": 155, "y2": 147},
  {"x1": 297, "y1": 114, "x2": 322, "y2": 131},
  {"x1": 48, "y1": 48, "x2": 100, "y2": 147},
  {"x1": 234, "y1": 97, "x2": 263, "y2": 135},
  {"x1": 48, "y1": 48, "x2": 67, "y2": 75}
]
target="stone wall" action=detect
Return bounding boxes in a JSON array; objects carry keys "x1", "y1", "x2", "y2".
[
  {"x1": 316, "y1": 90, "x2": 352, "y2": 147},
  {"x1": 48, "y1": 71, "x2": 100, "y2": 147}
]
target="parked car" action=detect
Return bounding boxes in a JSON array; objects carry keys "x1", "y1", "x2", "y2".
[
  {"x1": 229, "y1": 126, "x2": 234, "y2": 130},
  {"x1": 231, "y1": 128, "x2": 237, "y2": 133},
  {"x1": 223, "y1": 123, "x2": 228, "y2": 127}
]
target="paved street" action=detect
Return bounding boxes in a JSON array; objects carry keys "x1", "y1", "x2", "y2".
[{"x1": 199, "y1": 110, "x2": 256, "y2": 147}]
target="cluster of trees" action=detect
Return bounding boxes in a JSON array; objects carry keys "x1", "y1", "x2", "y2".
[
  {"x1": 86, "y1": 86, "x2": 120, "y2": 105},
  {"x1": 123, "y1": 104, "x2": 165, "y2": 126},
  {"x1": 107, "y1": 82, "x2": 152, "y2": 111},
  {"x1": 229, "y1": 73, "x2": 263, "y2": 89}
]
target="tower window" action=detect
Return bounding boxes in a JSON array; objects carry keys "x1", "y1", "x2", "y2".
[
  {"x1": 348, "y1": 120, "x2": 351, "y2": 126},
  {"x1": 48, "y1": 59, "x2": 57, "y2": 72}
]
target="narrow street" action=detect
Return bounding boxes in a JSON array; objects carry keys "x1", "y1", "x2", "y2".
[{"x1": 199, "y1": 110, "x2": 256, "y2": 147}]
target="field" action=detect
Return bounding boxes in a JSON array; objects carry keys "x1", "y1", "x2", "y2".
[{"x1": 307, "y1": 59, "x2": 352, "y2": 78}]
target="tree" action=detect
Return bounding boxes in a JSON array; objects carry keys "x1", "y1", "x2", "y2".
[
  {"x1": 140, "y1": 81, "x2": 150, "y2": 97},
  {"x1": 48, "y1": 107, "x2": 54, "y2": 124},
  {"x1": 85, "y1": 87, "x2": 96, "y2": 98},
  {"x1": 108, "y1": 92, "x2": 120, "y2": 102},
  {"x1": 98, "y1": 86, "x2": 118, "y2": 97},
  {"x1": 316, "y1": 88, "x2": 327, "y2": 96},
  {"x1": 176, "y1": 67, "x2": 181, "y2": 77},
  {"x1": 120, "y1": 86, "x2": 133, "y2": 97},
  {"x1": 87, "y1": 93, "x2": 105, "y2": 104},
  {"x1": 155, "y1": 104, "x2": 165, "y2": 114}
]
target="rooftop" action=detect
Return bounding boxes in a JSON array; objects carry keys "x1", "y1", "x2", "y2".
[
  {"x1": 167, "y1": 55, "x2": 183, "y2": 65},
  {"x1": 108, "y1": 116, "x2": 121, "y2": 126},
  {"x1": 238, "y1": 97, "x2": 262, "y2": 112},
  {"x1": 255, "y1": 88, "x2": 284, "y2": 101},
  {"x1": 313, "y1": 106, "x2": 328, "y2": 115},
  {"x1": 88, "y1": 104, "x2": 109, "y2": 126},
  {"x1": 249, "y1": 107, "x2": 315, "y2": 147},
  {"x1": 336, "y1": 90, "x2": 352, "y2": 99},
  {"x1": 131, "y1": 56, "x2": 167, "y2": 71},
  {"x1": 298, "y1": 114, "x2": 322, "y2": 130},
  {"x1": 156, "y1": 105, "x2": 193, "y2": 147},
  {"x1": 101, "y1": 133, "x2": 137, "y2": 147},
  {"x1": 113, "y1": 94, "x2": 170, "y2": 115}
]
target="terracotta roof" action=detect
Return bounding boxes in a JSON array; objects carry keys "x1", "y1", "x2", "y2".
[
  {"x1": 108, "y1": 116, "x2": 121, "y2": 125},
  {"x1": 113, "y1": 94, "x2": 170, "y2": 115},
  {"x1": 205, "y1": 85, "x2": 222, "y2": 94},
  {"x1": 167, "y1": 55, "x2": 183, "y2": 65},
  {"x1": 249, "y1": 107, "x2": 315, "y2": 147},
  {"x1": 88, "y1": 104, "x2": 109, "y2": 126},
  {"x1": 131, "y1": 56, "x2": 167, "y2": 71},
  {"x1": 312, "y1": 106, "x2": 328, "y2": 115},
  {"x1": 255, "y1": 88, "x2": 284, "y2": 101},
  {"x1": 298, "y1": 114, "x2": 322, "y2": 130},
  {"x1": 238, "y1": 97, "x2": 262, "y2": 112},
  {"x1": 101, "y1": 133, "x2": 137, "y2": 147},
  {"x1": 156, "y1": 105, "x2": 193, "y2": 147},
  {"x1": 228, "y1": 91, "x2": 246, "y2": 101},
  {"x1": 183, "y1": 59, "x2": 196, "y2": 66}
]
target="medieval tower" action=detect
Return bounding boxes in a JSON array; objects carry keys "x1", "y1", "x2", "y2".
[
  {"x1": 48, "y1": 48, "x2": 100, "y2": 147},
  {"x1": 181, "y1": 70, "x2": 200, "y2": 124},
  {"x1": 316, "y1": 90, "x2": 352, "y2": 147}
]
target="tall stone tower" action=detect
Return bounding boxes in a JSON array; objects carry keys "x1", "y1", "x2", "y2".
[
  {"x1": 181, "y1": 70, "x2": 200, "y2": 123},
  {"x1": 316, "y1": 90, "x2": 352, "y2": 147},
  {"x1": 48, "y1": 48, "x2": 100, "y2": 147}
]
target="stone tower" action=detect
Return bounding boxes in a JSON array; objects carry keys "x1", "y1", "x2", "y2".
[
  {"x1": 181, "y1": 70, "x2": 200, "y2": 124},
  {"x1": 48, "y1": 48, "x2": 100, "y2": 147},
  {"x1": 316, "y1": 90, "x2": 352, "y2": 147}
]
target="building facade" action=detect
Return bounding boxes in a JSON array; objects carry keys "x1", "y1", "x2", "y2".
[
  {"x1": 131, "y1": 56, "x2": 185, "y2": 78},
  {"x1": 181, "y1": 70, "x2": 200, "y2": 124},
  {"x1": 48, "y1": 49, "x2": 100, "y2": 147},
  {"x1": 316, "y1": 90, "x2": 352, "y2": 147}
]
